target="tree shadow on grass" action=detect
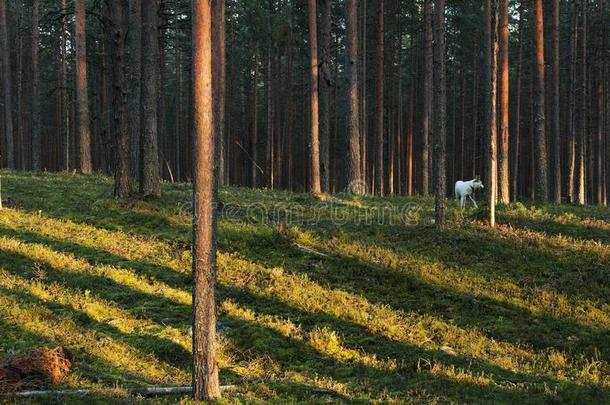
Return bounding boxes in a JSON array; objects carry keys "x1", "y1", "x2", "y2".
[
  {"x1": 0, "y1": 226, "x2": 190, "y2": 291},
  {"x1": 218, "y1": 291, "x2": 610, "y2": 403},
  {"x1": 218, "y1": 226, "x2": 610, "y2": 364},
  {"x1": 496, "y1": 213, "x2": 610, "y2": 245}
]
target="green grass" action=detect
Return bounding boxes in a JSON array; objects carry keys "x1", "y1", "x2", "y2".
[{"x1": 0, "y1": 170, "x2": 609, "y2": 404}]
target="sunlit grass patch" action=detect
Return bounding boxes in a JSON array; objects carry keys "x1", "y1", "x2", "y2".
[{"x1": 0, "y1": 170, "x2": 609, "y2": 403}]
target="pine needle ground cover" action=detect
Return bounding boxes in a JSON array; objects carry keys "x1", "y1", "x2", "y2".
[{"x1": 0, "y1": 170, "x2": 608, "y2": 404}]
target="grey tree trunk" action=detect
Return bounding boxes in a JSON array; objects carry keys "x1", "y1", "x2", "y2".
[
  {"x1": 422, "y1": 0, "x2": 432, "y2": 195},
  {"x1": 319, "y1": 0, "x2": 331, "y2": 193},
  {"x1": 140, "y1": 0, "x2": 161, "y2": 195},
  {"x1": 0, "y1": 0, "x2": 15, "y2": 168},
  {"x1": 128, "y1": 0, "x2": 142, "y2": 180},
  {"x1": 31, "y1": 0, "x2": 41, "y2": 171},
  {"x1": 345, "y1": 0, "x2": 362, "y2": 194},
  {"x1": 433, "y1": 0, "x2": 447, "y2": 228}
]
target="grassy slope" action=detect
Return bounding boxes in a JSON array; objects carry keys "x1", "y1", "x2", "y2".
[{"x1": 0, "y1": 170, "x2": 609, "y2": 404}]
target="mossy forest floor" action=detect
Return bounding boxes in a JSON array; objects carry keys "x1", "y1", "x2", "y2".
[{"x1": 0, "y1": 170, "x2": 609, "y2": 404}]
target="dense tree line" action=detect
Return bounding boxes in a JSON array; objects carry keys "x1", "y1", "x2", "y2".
[{"x1": 0, "y1": 0, "x2": 608, "y2": 205}]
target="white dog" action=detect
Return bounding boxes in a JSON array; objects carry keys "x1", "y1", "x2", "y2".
[{"x1": 455, "y1": 177, "x2": 484, "y2": 208}]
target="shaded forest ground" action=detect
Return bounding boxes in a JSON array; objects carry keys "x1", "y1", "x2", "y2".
[{"x1": 0, "y1": 170, "x2": 609, "y2": 404}]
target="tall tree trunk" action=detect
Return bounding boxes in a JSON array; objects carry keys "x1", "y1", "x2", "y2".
[
  {"x1": 250, "y1": 49, "x2": 259, "y2": 187},
  {"x1": 213, "y1": 0, "x2": 226, "y2": 186},
  {"x1": 61, "y1": 0, "x2": 69, "y2": 170},
  {"x1": 374, "y1": 0, "x2": 384, "y2": 196},
  {"x1": 487, "y1": 0, "x2": 499, "y2": 226},
  {"x1": 191, "y1": 0, "x2": 221, "y2": 400},
  {"x1": 346, "y1": 0, "x2": 362, "y2": 194},
  {"x1": 433, "y1": 0, "x2": 447, "y2": 228},
  {"x1": 512, "y1": 0, "x2": 524, "y2": 201},
  {"x1": 111, "y1": 0, "x2": 131, "y2": 196},
  {"x1": 497, "y1": 0, "x2": 509, "y2": 203},
  {"x1": 75, "y1": 0, "x2": 92, "y2": 173},
  {"x1": 31, "y1": 0, "x2": 41, "y2": 171},
  {"x1": 308, "y1": 0, "x2": 321, "y2": 193},
  {"x1": 128, "y1": 0, "x2": 142, "y2": 179},
  {"x1": 532, "y1": 0, "x2": 548, "y2": 202},
  {"x1": 550, "y1": 0, "x2": 561, "y2": 202},
  {"x1": 140, "y1": 0, "x2": 161, "y2": 195},
  {"x1": 0, "y1": 0, "x2": 15, "y2": 168},
  {"x1": 422, "y1": 0, "x2": 432, "y2": 195},
  {"x1": 567, "y1": 1, "x2": 577, "y2": 201},
  {"x1": 319, "y1": 0, "x2": 331, "y2": 192}
]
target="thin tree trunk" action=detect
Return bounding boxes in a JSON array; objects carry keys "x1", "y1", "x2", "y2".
[
  {"x1": 31, "y1": 0, "x2": 41, "y2": 171},
  {"x1": 61, "y1": 0, "x2": 69, "y2": 170},
  {"x1": 497, "y1": 0, "x2": 509, "y2": 203},
  {"x1": 319, "y1": 0, "x2": 331, "y2": 192},
  {"x1": 433, "y1": 0, "x2": 447, "y2": 228},
  {"x1": 213, "y1": 0, "x2": 226, "y2": 186},
  {"x1": 422, "y1": 0, "x2": 432, "y2": 195},
  {"x1": 75, "y1": 0, "x2": 92, "y2": 173},
  {"x1": 346, "y1": 0, "x2": 362, "y2": 194},
  {"x1": 512, "y1": 0, "x2": 524, "y2": 201},
  {"x1": 111, "y1": 0, "x2": 131, "y2": 196},
  {"x1": 251, "y1": 49, "x2": 259, "y2": 187},
  {"x1": 191, "y1": 0, "x2": 221, "y2": 400},
  {"x1": 308, "y1": 0, "x2": 321, "y2": 193},
  {"x1": 532, "y1": 0, "x2": 548, "y2": 202},
  {"x1": 140, "y1": 0, "x2": 161, "y2": 195},
  {"x1": 0, "y1": 0, "x2": 15, "y2": 168},
  {"x1": 128, "y1": 0, "x2": 142, "y2": 179},
  {"x1": 487, "y1": 0, "x2": 499, "y2": 227},
  {"x1": 549, "y1": 0, "x2": 561, "y2": 202},
  {"x1": 375, "y1": 0, "x2": 384, "y2": 196}
]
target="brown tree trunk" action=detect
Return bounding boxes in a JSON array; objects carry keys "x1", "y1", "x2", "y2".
[
  {"x1": 140, "y1": 0, "x2": 161, "y2": 195},
  {"x1": 213, "y1": 0, "x2": 226, "y2": 186},
  {"x1": 346, "y1": 0, "x2": 362, "y2": 194},
  {"x1": 128, "y1": 0, "x2": 141, "y2": 179},
  {"x1": 75, "y1": 0, "x2": 92, "y2": 173},
  {"x1": 308, "y1": 0, "x2": 321, "y2": 193},
  {"x1": 375, "y1": 0, "x2": 384, "y2": 196},
  {"x1": 497, "y1": 0, "x2": 509, "y2": 203},
  {"x1": 191, "y1": 0, "x2": 221, "y2": 400},
  {"x1": 433, "y1": 0, "x2": 447, "y2": 228},
  {"x1": 111, "y1": 0, "x2": 131, "y2": 196},
  {"x1": 319, "y1": 0, "x2": 331, "y2": 192},
  {"x1": 61, "y1": 0, "x2": 69, "y2": 170},
  {"x1": 567, "y1": 1, "x2": 577, "y2": 201},
  {"x1": 511, "y1": 0, "x2": 524, "y2": 201},
  {"x1": 31, "y1": 0, "x2": 41, "y2": 171},
  {"x1": 549, "y1": 0, "x2": 561, "y2": 202},
  {"x1": 422, "y1": 0, "x2": 432, "y2": 195},
  {"x1": 0, "y1": 0, "x2": 15, "y2": 168},
  {"x1": 487, "y1": 0, "x2": 499, "y2": 226},
  {"x1": 532, "y1": 0, "x2": 548, "y2": 202},
  {"x1": 250, "y1": 49, "x2": 259, "y2": 187}
]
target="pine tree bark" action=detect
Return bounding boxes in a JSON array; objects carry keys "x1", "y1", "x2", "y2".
[
  {"x1": 487, "y1": 0, "x2": 499, "y2": 226},
  {"x1": 61, "y1": 0, "x2": 69, "y2": 170},
  {"x1": 307, "y1": 0, "x2": 321, "y2": 193},
  {"x1": 111, "y1": 0, "x2": 131, "y2": 197},
  {"x1": 75, "y1": 0, "x2": 92, "y2": 173},
  {"x1": 128, "y1": 0, "x2": 141, "y2": 179},
  {"x1": 433, "y1": 0, "x2": 447, "y2": 228},
  {"x1": 192, "y1": 0, "x2": 221, "y2": 400},
  {"x1": 31, "y1": 0, "x2": 41, "y2": 171},
  {"x1": 319, "y1": 0, "x2": 331, "y2": 193},
  {"x1": 550, "y1": 0, "x2": 561, "y2": 202},
  {"x1": 374, "y1": 0, "x2": 384, "y2": 196},
  {"x1": 140, "y1": 0, "x2": 161, "y2": 195},
  {"x1": 346, "y1": 0, "x2": 362, "y2": 194},
  {"x1": 532, "y1": 0, "x2": 548, "y2": 202},
  {"x1": 512, "y1": 0, "x2": 524, "y2": 201},
  {"x1": 0, "y1": 0, "x2": 15, "y2": 168},
  {"x1": 497, "y1": 0, "x2": 509, "y2": 203},
  {"x1": 422, "y1": 0, "x2": 432, "y2": 195},
  {"x1": 213, "y1": 0, "x2": 226, "y2": 186},
  {"x1": 250, "y1": 49, "x2": 259, "y2": 187}
]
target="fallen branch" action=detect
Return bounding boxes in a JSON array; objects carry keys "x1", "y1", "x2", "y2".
[{"x1": 293, "y1": 242, "x2": 329, "y2": 257}]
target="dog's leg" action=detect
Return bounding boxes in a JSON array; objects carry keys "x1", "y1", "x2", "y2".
[
  {"x1": 460, "y1": 196, "x2": 466, "y2": 209},
  {"x1": 469, "y1": 195, "x2": 478, "y2": 208}
]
